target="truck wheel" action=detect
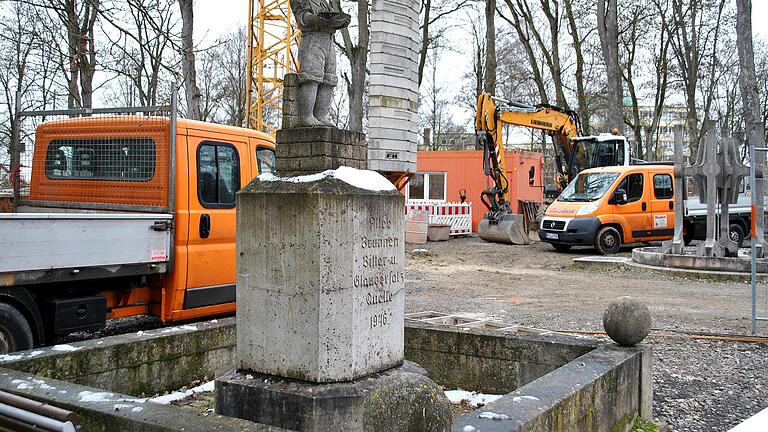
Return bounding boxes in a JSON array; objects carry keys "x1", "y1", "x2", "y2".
[
  {"x1": 595, "y1": 226, "x2": 622, "y2": 255},
  {"x1": 729, "y1": 224, "x2": 745, "y2": 248},
  {"x1": 0, "y1": 303, "x2": 33, "y2": 354},
  {"x1": 551, "y1": 243, "x2": 572, "y2": 252}
]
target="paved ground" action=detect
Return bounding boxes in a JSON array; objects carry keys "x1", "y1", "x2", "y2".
[{"x1": 405, "y1": 236, "x2": 768, "y2": 432}]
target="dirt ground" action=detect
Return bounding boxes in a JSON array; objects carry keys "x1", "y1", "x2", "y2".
[{"x1": 406, "y1": 236, "x2": 768, "y2": 432}]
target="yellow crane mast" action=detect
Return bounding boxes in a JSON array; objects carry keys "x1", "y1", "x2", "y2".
[{"x1": 246, "y1": 0, "x2": 299, "y2": 134}]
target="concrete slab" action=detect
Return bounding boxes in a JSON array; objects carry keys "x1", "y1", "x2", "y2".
[
  {"x1": 573, "y1": 255, "x2": 768, "y2": 282},
  {"x1": 215, "y1": 361, "x2": 442, "y2": 431}
]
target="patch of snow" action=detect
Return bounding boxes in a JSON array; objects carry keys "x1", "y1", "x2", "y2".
[
  {"x1": 131, "y1": 407, "x2": 143, "y2": 413},
  {"x1": 478, "y1": 412, "x2": 510, "y2": 421},
  {"x1": 412, "y1": 249, "x2": 429, "y2": 253},
  {"x1": 0, "y1": 354, "x2": 23, "y2": 361},
  {"x1": 59, "y1": 390, "x2": 67, "y2": 394},
  {"x1": 463, "y1": 426, "x2": 477, "y2": 432},
  {"x1": 16, "y1": 383, "x2": 30, "y2": 390},
  {"x1": 28, "y1": 351, "x2": 44, "y2": 358},
  {"x1": 149, "y1": 380, "x2": 215, "y2": 405},
  {"x1": 730, "y1": 404, "x2": 768, "y2": 431},
  {"x1": 136, "y1": 331, "x2": 146, "y2": 336},
  {"x1": 258, "y1": 167, "x2": 396, "y2": 192},
  {"x1": 113, "y1": 403, "x2": 133, "y2": 411},
  {"x1": 78, "y1": 391, "x2": 146, "y2": 404},
  {"x1": 445, "y1": 390, "x2": 503, "y2": 408},
  {"x1": 511, "y1": 395, "x2": 540, "y2": 403},
  {"x1": 79, "y1": 391, "x2": 116, "y2": 402},
  {"x1": 180, "y1": 325, "x2": 197, "y2": 331},
  {"x1": 96, "y1": 341, "x2": 104, "y2": 345},
  {"x1": 51, "y1": 344, "x2": 81, "y2": 352},
  {"x1": 209, "y1": 319, "x2": 219, "y2": 323},
  {"x1": 32, "y1": 379, "x2": 55, "y2": 390}
]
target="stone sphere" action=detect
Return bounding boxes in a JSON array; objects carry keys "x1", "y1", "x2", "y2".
[
  {"x1": 363, "y1": 371, "x2": 452, "y2": 432},
  {"x1": 602, "y1": 296, "x2": 652, "y2": 346}
]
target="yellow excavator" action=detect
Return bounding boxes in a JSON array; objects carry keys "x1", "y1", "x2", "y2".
[{"x1": 476, "y1": 93, "x2": 630, "y2": 244}]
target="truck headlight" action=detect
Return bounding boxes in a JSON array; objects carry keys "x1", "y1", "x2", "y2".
[{"x1": 576, "y1": 202, "x2": 599, "y2": 216}]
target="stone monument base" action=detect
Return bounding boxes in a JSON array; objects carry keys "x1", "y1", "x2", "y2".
[
  {"x1": 215, "y1": 361, "x2": 451, "y2": 432},
  {"x1": 276, "y1": 128, "x2": 367, "y2": 176}
]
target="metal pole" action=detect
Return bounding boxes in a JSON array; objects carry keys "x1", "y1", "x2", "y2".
[
  {"x1": 751, "y1": 139, "x2": 758, "y2": 334},
  {"x1": 0, "y1": 403, "x2": 75, "y2": 432},
  {"x1": 11, "y1": 90, "x2": 22, "y2": 212},
  {"x1": 167, "y1": 82, "x2": 178, "y2": 275}
]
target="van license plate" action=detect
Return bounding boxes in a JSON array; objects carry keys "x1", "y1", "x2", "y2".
[{"x1": 545, "y1": 232, "x2": 559, "y2": 240}]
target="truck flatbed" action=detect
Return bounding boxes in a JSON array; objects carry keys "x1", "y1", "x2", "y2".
[{"x1": 0, "y1": 213, "x2": 172, "y2": 287}]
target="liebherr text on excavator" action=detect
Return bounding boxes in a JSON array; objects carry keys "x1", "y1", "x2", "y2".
[{"x1": 475, "y1": 93, "x2": 631, "y2": 244}]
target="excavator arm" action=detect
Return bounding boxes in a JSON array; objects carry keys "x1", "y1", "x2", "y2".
[
  {"x1": 476, "y1": 93, "x2": 582, "y2": 197},
  {"x1": 475, "y1": 93, "x2": 582, "y2": 244}
]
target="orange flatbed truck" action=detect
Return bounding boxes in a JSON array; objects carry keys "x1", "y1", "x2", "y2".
[{"x1": 0, "y1": 116, "x2": 276, "y2": 353}]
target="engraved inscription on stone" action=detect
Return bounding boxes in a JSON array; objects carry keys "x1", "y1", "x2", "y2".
[{"x1": 354, "y1": 214, "x2": 404, "y2": 331}]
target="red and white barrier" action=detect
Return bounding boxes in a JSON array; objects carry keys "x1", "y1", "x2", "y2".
[{"x1": 404, "y1": 201, "x2": 472, "y2": 236}]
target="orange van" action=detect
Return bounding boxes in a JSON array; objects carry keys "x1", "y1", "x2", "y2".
[{"x1": 539, "y1": 165, "x2": 675, "y2": 254}]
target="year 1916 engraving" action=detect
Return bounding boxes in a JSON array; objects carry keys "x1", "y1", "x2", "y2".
[{"x1": 370, "y1": 310, "x2": 392, "y2": 329}]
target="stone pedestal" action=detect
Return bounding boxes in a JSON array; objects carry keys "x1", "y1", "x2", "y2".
[
  {"x1": 275, "y1": 128, "x2": 367, "y2": 176},
  {"x1": 233, "y1": 173, "x2": 405, "y2": 383},
  {"x1": 215, "y1": 361, "x2": 451, "y2": 432}
]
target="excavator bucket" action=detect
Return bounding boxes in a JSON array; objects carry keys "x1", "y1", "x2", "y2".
[{"x1": 477, "y1": 213, "x2": 530, "y2": 245}]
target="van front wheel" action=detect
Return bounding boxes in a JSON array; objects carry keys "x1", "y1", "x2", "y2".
[{"x1": 595, "y1": 226, "x2": 622, "y2": 255}]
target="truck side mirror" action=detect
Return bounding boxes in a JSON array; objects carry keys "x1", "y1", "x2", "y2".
[{"x1": 612, "y1": 188, "x2": 628, "y2": 205}]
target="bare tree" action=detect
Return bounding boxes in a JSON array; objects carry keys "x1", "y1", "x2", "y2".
[
  {"x1": 417, "y1": 0, "x2": 470, "y2": 86},
  {"x1": 498, "y1": 1, "x2": 549, "y2": 104},
  {"x1": 597, "y1": 0, "x2": 622, "y2": 131},
  {"x1": 178, "y1": 0, "x2": 201, "y2": 119},
  {"x1": 484, "y1": 0, "x2": 496, "y2": 94},
  {"x1": 563, "y1": 0, "x2": 592, "y2": 133},
  {"x1": 101, "y1": 0, "x2": 178, "y2": 106},
  {"x1": 736, "y1": 0, "x2": 759, "y2": 133},
  {"x1": 332, "y1": 0, "x2": 368, "y2": 132},
  {"x1": 667, "y1": 0, "x2": 728, "y2": 150}
]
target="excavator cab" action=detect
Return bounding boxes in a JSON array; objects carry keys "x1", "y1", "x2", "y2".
[{"x1": 569, "y1": 135, "x2": 628, "y2": 180}]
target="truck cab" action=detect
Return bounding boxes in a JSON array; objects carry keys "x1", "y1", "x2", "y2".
[
  {"x1": 539, "y1": 165, "x2": 675, "y2": 254},
  {"x1": 0, "y1": 116, "x2": 275, "y2": 352}
]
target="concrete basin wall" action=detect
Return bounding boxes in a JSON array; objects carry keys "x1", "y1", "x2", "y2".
[
  {"x1": 404, "y1": 321, "x2": 597, "y2": 394},
  {"x1": 0, "y1": 319, "x2": 651, "y2": 431}
]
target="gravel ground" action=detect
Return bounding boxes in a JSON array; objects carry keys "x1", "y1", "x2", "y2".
[{"x1": 405, "y1": 236, "x2": 768, "y2": 432}]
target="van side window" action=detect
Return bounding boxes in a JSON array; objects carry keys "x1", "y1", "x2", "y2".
[
  {"x1": 198, "y1": 142, "x2": 240, "y2": 208},
  {"x1": 256, "y1": 147, "x2": 276, "y2": 174},
  {"x1": 654, "y1": 174, "x2": 673, "y2": 199},
  {"x1": 616, "y1": 173, "x2": 644, "y2": 203}
]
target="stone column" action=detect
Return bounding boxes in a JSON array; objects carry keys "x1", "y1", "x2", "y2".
[{"x1": 216, "y1": 153, "x2": 451, "y2": 431}]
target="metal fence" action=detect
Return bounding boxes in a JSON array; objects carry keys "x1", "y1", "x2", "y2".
[{"x1": 7, "y1": 98, "x2": 177, "y2": 213}]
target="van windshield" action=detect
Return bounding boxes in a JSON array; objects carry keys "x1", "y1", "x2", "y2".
[{"x1": 560, "y1": 172, "x2": 619, "y2": 202}]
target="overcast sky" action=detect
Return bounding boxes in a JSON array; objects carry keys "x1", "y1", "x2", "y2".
[{"x1": 194, "y1": 1, "x2": 768, "y2": 129}]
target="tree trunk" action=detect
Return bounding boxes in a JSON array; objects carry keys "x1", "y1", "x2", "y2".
[
  {"x1": 564, "y1": 0, "x2": 588, "y2": 132},
  {"x1": 417, "y1": 0, "x2": 431, "y2": 87},
  {"x1": 178, "y1": 0, "x2": 201, "y2": 119},
  {"x1": 736, "y1": 0, "x2": 758, "y2": 130},
  {"x1": 484, "y1": 0, "x2": 496, "y2": 94},
  {"x1": 335, "y1": 0, "x2": 369, "y2": 132},
  {"x1": 597, "y1": 0, "x2": 622, "y2": 131},
  {"x1": 498, "y1": 2, "x2": 548, "y2": 103}
]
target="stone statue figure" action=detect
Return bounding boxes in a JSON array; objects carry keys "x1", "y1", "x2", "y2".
[{"x1": 290, "y1": 0, "x2": 350, "y2": 127}]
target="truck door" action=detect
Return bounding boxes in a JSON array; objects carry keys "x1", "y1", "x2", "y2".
[
  {"x1": 611, "y1": 172, "x2": 653, "y2": 242},
  {"x1": 649, "y1": 171, "x2": 675, "y2": 239},
  {"x1": 184, "y1": 135, "x2": 250, "y2": 310}
]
